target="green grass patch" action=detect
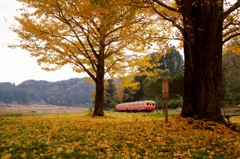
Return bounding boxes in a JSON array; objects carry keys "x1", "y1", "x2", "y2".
[{"x1": 0, "y1": 113, "x2": 23, "y2": 117}]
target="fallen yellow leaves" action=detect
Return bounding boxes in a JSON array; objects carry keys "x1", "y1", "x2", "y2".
[{"x1": 0, "y1": 113, "x2": 239, "y2": 158}]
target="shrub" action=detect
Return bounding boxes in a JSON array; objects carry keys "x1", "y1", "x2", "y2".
[{"x1": 168, "y1": 99, "x2": 183, "y2": 109}]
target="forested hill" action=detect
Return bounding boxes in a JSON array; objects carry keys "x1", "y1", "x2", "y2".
[{"x1": 0, "y1": 78, "x2": 94, "y2": 106}]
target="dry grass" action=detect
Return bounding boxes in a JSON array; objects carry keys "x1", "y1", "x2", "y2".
[{"x1": 0, "y1": 104, "x2": 88, "y2": 114}]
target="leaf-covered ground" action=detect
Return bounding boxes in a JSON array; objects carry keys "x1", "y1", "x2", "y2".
[{"x1": 0, "y1": 112, "x2": 240, "y2": 159}]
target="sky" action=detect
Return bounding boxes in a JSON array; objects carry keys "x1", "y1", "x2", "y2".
[{"x1": 0, "y1": 0, "x2": 85, "y2": 85}]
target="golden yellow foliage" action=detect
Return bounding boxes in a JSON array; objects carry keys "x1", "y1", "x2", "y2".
[
  {"x1": 0, "y1": 113, "x2": 240, "y2": 158},
  {"x1": 223, "y1": 37, "x2": 240, "y2": 55},
  {"x1": 12, "y1": 0, "x2": 168, "y2": 80}
]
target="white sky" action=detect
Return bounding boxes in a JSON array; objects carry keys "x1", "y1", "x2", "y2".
[{"x1": 0, "y1": 0, "x2": 86, "y2": 85}]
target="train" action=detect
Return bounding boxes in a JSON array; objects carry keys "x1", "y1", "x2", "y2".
[{"x1": 115, "y1": 100, "x2": 155, "y2": 112}]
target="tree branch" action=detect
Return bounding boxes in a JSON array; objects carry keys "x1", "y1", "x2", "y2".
[
  {"x1": 152, "y1": 0, "x2": 180, "y2": 13},
  {"x1": 222, "y1": 0, "x2": 240, "y2": 20},
  {"x1": 223, "y1": 32, "x2": 240, "y2": 44},
  {"x1": 151, "y1": 4, "x2": 183, "y2": 34},
  {"x1": 223, "y1": 27, "x2": 240, "y2": 37},
  {"x1": 105, "y1": 58, "x2": 125, "y2": 74}
]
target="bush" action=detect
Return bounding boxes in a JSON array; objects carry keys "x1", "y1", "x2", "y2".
[
  {"x1": 88, "y1": 107, "x2": 93, "y2": 115},
  {"x1": 168, "y1": 99, "x2": 183, "y2": 109},
  {"x1": 155, "y1": 98, "x2": 182, "y2": 109}
]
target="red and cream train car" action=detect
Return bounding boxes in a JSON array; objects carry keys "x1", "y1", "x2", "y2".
[{"x1": 115, "y1": 100, "x2": 155, "y2": 112}]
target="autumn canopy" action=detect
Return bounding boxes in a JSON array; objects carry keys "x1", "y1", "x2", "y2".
[
  {"x1": 11, "y1": 0, "x2": 240, "y2": 121},
  {"x1": 12, "y1": 0, "x2": 168, "y2": 116}
]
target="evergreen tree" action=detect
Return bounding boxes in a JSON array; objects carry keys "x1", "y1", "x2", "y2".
[
  {"x1": 159, "y1": 46, "x2": 184, "y2": 77},
  {"x1": 122, "y1": 88, "x2": 134, "y2": 103},
  {"x1": 169, "y1": 71, "x2": 184, "y2": 98},
  {"x1": 104, "y1": 79, "x2": 119, "y2": 110}
]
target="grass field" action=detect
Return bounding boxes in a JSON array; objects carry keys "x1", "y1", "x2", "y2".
[
  {"x1": 0, "y1": 104, "x2": 88, "y2": 114},
  {"x1": 0, "y1": 111, "x2": 240, "y2": 159}
]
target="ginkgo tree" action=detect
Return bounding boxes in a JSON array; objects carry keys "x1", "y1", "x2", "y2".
[
  {"x1": 147, "y1": 0, "x2": 240, "y2": 122},
  {"x1": 11, "y1": 0, "x2": 168, "y2": 116}
]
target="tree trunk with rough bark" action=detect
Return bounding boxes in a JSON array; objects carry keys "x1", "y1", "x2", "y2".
[
  {"x1": 180, "y1": 0, "x2": 225, "y2": 123},
  {"x1": 93, "y1": 44, "x2": 105, "y2": 116}
]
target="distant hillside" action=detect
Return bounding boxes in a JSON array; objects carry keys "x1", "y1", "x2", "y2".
[{"x1": 0, "y1": 78, "x2": 94, "y2": 106}]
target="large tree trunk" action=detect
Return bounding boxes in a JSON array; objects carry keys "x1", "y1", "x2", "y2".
[
  {"x1": 94, "y1": 74, "x2": 104, "y2": 116},
  {"x1": 181, "y1": 0, "x2": 225, "y2": 123},
  {"x1": 93, "y1": 45, "x2": 105, "y2": 116}
]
